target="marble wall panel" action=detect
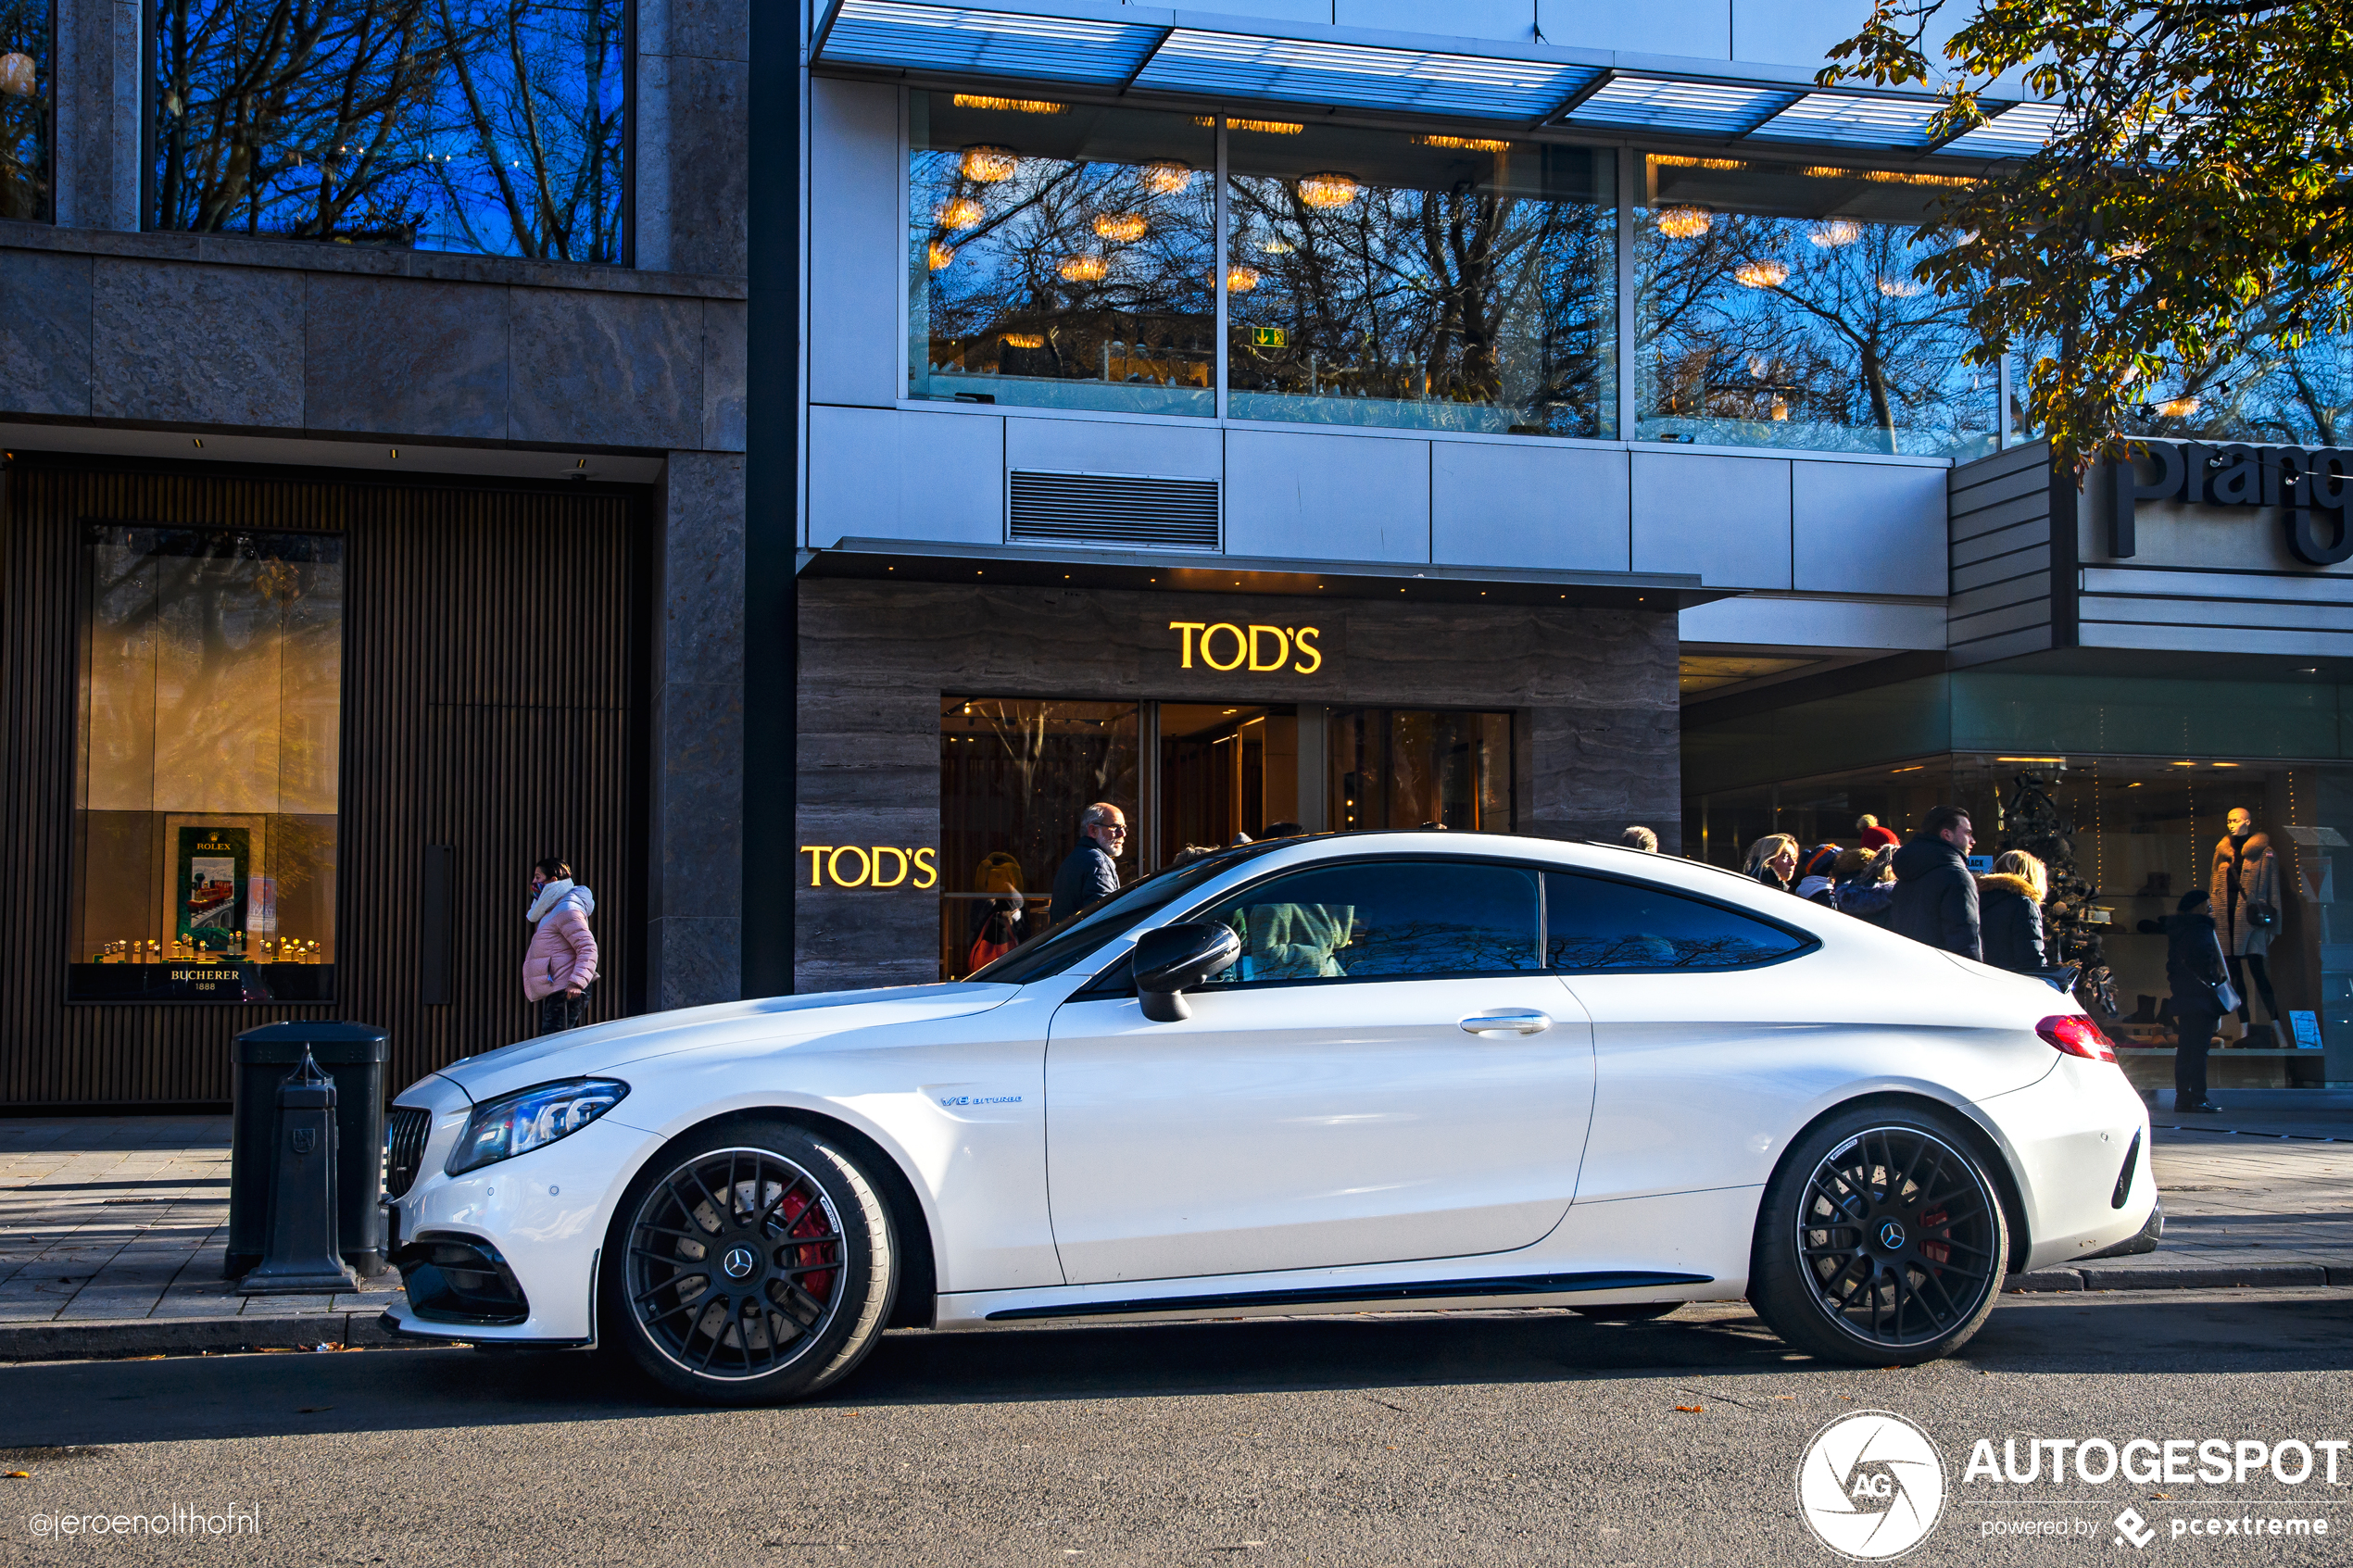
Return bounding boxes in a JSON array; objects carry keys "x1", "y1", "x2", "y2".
[
  {"x1": 303, "y1": 274, "x2": 510, "y2": 439},
  {"x1": 701, "y1": 299, "x2": 747, "y2": 452},
  {"x1": 89, "y1": 260, "x2": 303, "y2": 427},
  {"x1": 659, "y1": 676, "x2": 744, "y2": 920},
  {"x1": 0, "y1": 250, "x2": 94, "y2": 417},
  {"x1": 652, "y1": 915, "x2": 743, "y2": 1008},
  {"x1": 672, "y1": 0, "x2": 750, "y2": 62},
  {"x1": 509, "y1": 289, "x2": 704, "y2": 448},
  {"x1": 663, "y1": 451, "x2": 747, "y2": 685},
  {"x1": 667, "y1": 55, "x2": 749, "y2": 280}
]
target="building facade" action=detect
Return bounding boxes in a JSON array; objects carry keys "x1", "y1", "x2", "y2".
[{"x1": 5, "y1": 0, "x2": 2350, "y2": 1105}]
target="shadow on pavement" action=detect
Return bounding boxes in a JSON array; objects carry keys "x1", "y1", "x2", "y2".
[{"x1": 6, "y1": 1291, "x2": 2351, "y2": 1447}]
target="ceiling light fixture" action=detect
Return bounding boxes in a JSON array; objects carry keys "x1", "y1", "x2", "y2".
[
  {"x1": 1058, "y1": 255, "x2": 1109, "y2": 282},
  {"x1": 1140, "y1": 159, "x2": 1195, "y2": 195},
  {"x1": 1734, "y1": 259, "x2": 1790, "y2": 288},
  {"x1": 959, "y1": 144, "x2": 1019, "y2": 182},
  {"x1": 1809, "y1": 219, "x2": 1862, "y2": 247},
  {"x1": 1297, "y1": 172, "x2": 1359, "y2": 209},
  {"x1": 1092, "y1": 213, "x2": 1147, "y2": 244},
  {"x1": 952, "y1": 94, "x2": 1067, "y2": 114},
  {"x1": 937, "y1": 196, "x2": 985, "y2": 230},
  {"x1": 1656, "y1": 206, "x2": 1712, "y2": 240}
]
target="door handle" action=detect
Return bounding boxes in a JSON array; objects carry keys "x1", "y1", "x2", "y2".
[{"x1": 1458, "y1": 1010, "x2": 1552, "y2": 1036}]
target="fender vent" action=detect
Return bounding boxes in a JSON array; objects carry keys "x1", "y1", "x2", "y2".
[
  {"x1": 2111, "y1": 1128, "x2": 2141, "y2": 1209},
  {"x1": 1008, "y1": 470, "x2": 1220, "y2": 551}
]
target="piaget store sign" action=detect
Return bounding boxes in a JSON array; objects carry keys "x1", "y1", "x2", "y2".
[
  {"x1": 1167, "y1": 621, "x2": 1324, "y2": 673},
  {"x1": 800, "y1": 846, "x2": 938, "y2": 889}
]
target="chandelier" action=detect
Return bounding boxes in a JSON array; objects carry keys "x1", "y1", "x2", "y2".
[
  {"x1": 1059, "y1": 255, "x2": 1109, "y2": 282},
  {"x1": 925, "y1": 241, "x2": 956, "y2": 271},
  {"x1": 959, "y1": 144, "x2": 1019, "y2": 182},
  {"x1": 937, "y1": 196, "x2": 984, "y2": 231},
  {"x1": 1296, "y1": 172, "x2": 1359, "y2": 210},
  {"x1": 1733, "y1": 259, "x2": 1790, "y2": 288},
  {"x1": 1092, "y1": 213, "x2": 1148, "y2": 244},
  {"x1": 2156, "y1": 395, "x2": 2201, "y2": 419},
  {"x1": 1808, "y1": 220, "x2": 1862, "y2": 247},
  {"x1": 1655, "y1": 207, "x2": 1711, "y2": 240},
  {"x1": 1876, "y1": 276, "x2": 1925, "y2": 297},
  {"x1": 1140, "y1": 159, "x2": 1194, "y2": 195},
  {"x1": 1226, "y1": 266, "x2": 1261, "y2": 294}
]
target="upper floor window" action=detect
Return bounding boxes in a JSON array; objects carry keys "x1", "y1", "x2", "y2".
[
  {"x1": 1227, "y1": 125, "x2": 1616, "y2": 437},
  {"x1": 148, "y1": 0, "x2": 628, "y2": 259},
  {"x1": 1635, "y1": 156, "x2": 1994, "y2": 458},
  {"x1": 909, "y1": 93, "x2": 1214, "y2": 416},
  {"x1": 0, "y1": 0, "x2": 50, "y2": 220}
]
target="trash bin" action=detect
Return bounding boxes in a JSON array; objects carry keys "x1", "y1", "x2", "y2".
[{"x1": 227, "y1": 1022, "x2": 389, "y2": 1279}]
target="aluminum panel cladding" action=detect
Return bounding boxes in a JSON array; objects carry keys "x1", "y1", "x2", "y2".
[
  {"x1": 1131, "y1": 29, "x2": 1601, "y2": 121},
  {"x1": 815, "y1": 0, "x2": 1169, "y2": 85},
  {"x1": 1007, "y1": 470, "x2": 1220, "y2": 551},
  {"x1": 1747, "y1": 90, "x2": 1945, "y2": 148},
  {"x1": 1561, "y1": 75, "x2": 1798, "y2": 136}
]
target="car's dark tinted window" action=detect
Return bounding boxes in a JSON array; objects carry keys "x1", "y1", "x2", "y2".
[
  {"x1": 1543, "y1": 871, "x2": 1810, "y2": 972},
  {"x1": 1195, "y1": 860, "x2": 1541, "y2": 985},
  {"x1": 971, "y1": 843, "x2": 1284, "y2": 985}
]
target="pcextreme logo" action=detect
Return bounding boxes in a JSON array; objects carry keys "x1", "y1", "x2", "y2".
[{"x1": 1796, "y1": 1411, "x2": 1948, "y2": 1560}]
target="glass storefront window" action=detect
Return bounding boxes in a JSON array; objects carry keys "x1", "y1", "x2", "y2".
[
  {"x1": 0, "y1": 0, "x2": 50, "y2": 220},
  {"x1": 909, "y1": 94, "x2": 1215, "y2": 416},
  {"x1": 939, "y1": 698, "x2": 1140, "y2": 978},
  {"x1": 1635, "y1": 156, "x2": 1995, "y2": 458},
  {"x1": 1158, "y1": 704, "x2": 1297, "y2": 861},
  {"x1": 1330, "y1": 709, "x2": 1513, "y2": 833},
  {"x1": 1226, "y1": 126, "x2": 1617, "y2": 436},
  {"x1": 69, "y1": 527, "x2": 343, "y2": 1001}
]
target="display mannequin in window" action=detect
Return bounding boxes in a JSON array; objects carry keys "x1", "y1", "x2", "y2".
[{"x1": 2209, "y1": 807, "x2": 2283, "y2": 1043}]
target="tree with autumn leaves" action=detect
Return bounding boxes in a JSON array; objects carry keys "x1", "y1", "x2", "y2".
[{"x1": 1823, "y1": 0, "x2": 2352, "y2": 472}]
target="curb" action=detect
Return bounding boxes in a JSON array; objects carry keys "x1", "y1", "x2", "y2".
[
  {"x1": 0, "y1": 1311, "x2": 408, "y2": 1362},
  {"x1": 2010, "y1": 1262, "x2": 2348, "y2": 1293}
]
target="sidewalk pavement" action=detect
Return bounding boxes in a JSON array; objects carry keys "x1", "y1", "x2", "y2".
[{"x1": 5, "y1": 1104, "x2": 2353, "y2": 1361}]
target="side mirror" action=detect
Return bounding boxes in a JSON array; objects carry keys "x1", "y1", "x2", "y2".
[{"x1": 1131, "y1": 922, "x2": 1240, "y2": 1022}]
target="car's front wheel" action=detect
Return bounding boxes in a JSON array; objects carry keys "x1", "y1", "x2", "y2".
[
  {"x1": 1748, "y1": 1106, "x2": 2009, "y2": 1366},
  {"x1": 602, "y1": 1119, "x2": 898, "y2": 1403}
]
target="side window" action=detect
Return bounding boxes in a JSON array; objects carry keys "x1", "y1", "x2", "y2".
[
  {"x1": 1543, "y1": 872, "x2": 1810, "y2": 972},
  {"x1": 1197, "y1": 861, "x2": 1541, "y2": 985}
]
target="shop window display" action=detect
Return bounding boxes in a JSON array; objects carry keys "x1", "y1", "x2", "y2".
[
  {"x1": 69, "y1": 527, "x2": 342, "y2": 1001},
  {"x1": 939, "y1": 698, "x2": 1139, "y2": 979},
  {"x1": 1636, "y1": 156, "x2": 1996, "y2": 458},
  {"x1": 1226, "y1": 126, "x2": 1617, "y2": 437},
  {"x1": 909, "y1": 94, "x2": 1215, "y2": 417},
  {"x1": 0, "y1": 0, "x2": 48, "y2": 220},
  {"x1": 1330, "y1": 709, "x2": 1512, "y2": 834}
]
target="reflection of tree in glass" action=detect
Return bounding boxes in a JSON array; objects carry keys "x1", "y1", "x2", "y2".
[
  {"x1": 0, "y1": 0, "x2": 48, "y2": 220},
  {"x1": 2102, "y1": 295, "x2": 2353, "y2": 447},
  {"x1": 913, "y1": 151, "x2": 1214, "y2": 383},
  {"x1": 1227, "y1": 175, "x2": 1614, "y2": 434},
  {"x1": 151, "y1": 0, "x2": 624, "y2": 258},
  {"x1": 1547, "y1": 932, "x2": 1785, "y2": 970},
  {"x1": 1640, "y1": 207, "x2": 1990, "y2": 456}
]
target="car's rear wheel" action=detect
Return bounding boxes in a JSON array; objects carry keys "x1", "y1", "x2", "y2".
[
  {"x1": 602, "y1": 1120, "x2": 897, "y2": 1403},
  {"x1": 1568, "y1": 1302, "x2": 1681, "y2": 1322},
  {"x1": 1748, "y1": 1106, "x2": 2008, "y2": 1366}
]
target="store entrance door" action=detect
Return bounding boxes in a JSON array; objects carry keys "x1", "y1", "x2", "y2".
[{"x1": 1155, "y1": 705, "x2": 1301, "y2": 862}]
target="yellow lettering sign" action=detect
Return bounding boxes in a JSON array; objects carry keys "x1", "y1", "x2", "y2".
[
  {"x1": 800, "y1": 846, "x2": 939, "y2": 890},
  {"x1": 1166, "y1": 621, "x2": 1323, "y2": 673},
  {"x1": 1201, "y1": 622, "x2": 1248, "y2": 671},
  {"x1": 1292, "y1": 625, "x2": 1322, "y2": 673},
  {"x1": 1168, "y1": 621, "x2": 1206, "y2": 668},
  {"x1": 1247, "y1": 624, "x2": 1290, "y2": 671}
]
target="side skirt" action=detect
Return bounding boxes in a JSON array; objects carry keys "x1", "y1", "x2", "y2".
[{"x1": 982, "y1": 1271, "x2": 1713, "y2": 1323}]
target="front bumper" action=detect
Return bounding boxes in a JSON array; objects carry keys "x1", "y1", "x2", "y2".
[{"x1": 378, "y1": 1109, "x2": 661, "y2": 1344}]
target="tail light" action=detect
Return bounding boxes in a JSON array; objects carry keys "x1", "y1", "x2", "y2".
[{"x1": 2037, "y1": 1014, "x2": 2118, "y2": 1064}]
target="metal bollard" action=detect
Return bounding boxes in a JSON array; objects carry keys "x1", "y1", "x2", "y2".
[{"x1": 237, "y1": 1047, "x2": 359, "y2": 1295}]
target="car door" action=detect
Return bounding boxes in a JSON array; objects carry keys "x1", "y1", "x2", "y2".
[{"x1": 1045, "y1": 857, "x2": 1595, "y2": 1286}]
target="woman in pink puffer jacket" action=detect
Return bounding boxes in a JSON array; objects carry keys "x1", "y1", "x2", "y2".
[{"x1": 523, "y1": 857, "x2": 599, "y2": 1035}]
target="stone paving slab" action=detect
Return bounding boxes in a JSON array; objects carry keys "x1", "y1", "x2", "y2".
[{"x1": 9, "y1": 1104, "x2": 2353, "y2": 1358}]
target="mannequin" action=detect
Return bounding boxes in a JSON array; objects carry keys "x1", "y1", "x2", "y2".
[{"x1": 2208, "y1": 807, "x2": 2283, "y2": 1041}]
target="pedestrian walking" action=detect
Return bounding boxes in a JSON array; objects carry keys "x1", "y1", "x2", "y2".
[
  {"x1": 1743, "y1": 833, "x2": 1799, "y2": 891},
  {"x1": 2166, "y1": 888, "x2": 2230, "y2": 1113},
  {"x1": 1977, "y1": 849, "x2": 2049, "y2": 973},
  {"x1": 1891, "y1": 806, "x2": 1982, "y2": 960},
  {"x1": 1619, "y1": 825, "x2": 1659, "y2": 853},
  {"x1": 1831, "y1": 845, "x2": 1896, "y2": 927},
  {"x1": 1050, "y1": 802, "x2": 1126, "y2": 928},
  {"x1": 523, "y1": 856, "x2": 598, "y2": 1035}
]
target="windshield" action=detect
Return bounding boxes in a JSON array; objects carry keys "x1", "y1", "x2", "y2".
[{"x1": 968, "y1": 842, "x2": 1287, "y2": 985}]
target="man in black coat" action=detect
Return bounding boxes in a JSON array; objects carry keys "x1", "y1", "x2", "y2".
[
  {"x1": 2166, "y1": 888, "x2": 2228, "y2": 1113},
  {"x1": 1049, "y1": 801, "x2": 1127, "y2": 929},
  {"x1": 1891, "y1": 805, "x2": 1982, "y2": 960}
]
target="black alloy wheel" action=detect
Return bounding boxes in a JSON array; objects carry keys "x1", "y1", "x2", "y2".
[
  {"x1": 1749, "y1": 1107, "x2": 2009, "y2": 1367},
  {"x1": 605, "y1": 1121, "x2": 898, "y2": 1403}
]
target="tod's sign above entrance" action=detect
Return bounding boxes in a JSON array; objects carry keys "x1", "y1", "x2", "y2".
[{"x1": 2110, "y1": 442, "x2": 2352, "y2": 564}]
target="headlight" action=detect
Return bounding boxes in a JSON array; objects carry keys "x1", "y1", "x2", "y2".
[{"x1": 447, "y1": 1078, "x2": 629, "y2": 1175}]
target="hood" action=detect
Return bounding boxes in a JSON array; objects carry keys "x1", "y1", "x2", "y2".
[
  {"x1": 1893, "y1": 836, "x2": 1964, "y2": 883},
  {"x1": 426, "y1": 982, "x2": 1017, "y2": 1103},
  {"x1": 1977, "y1": 872, "x2": 2040, "y2": 900},
  {"x1": 527, "y1": 879, "x2": 594, "y2": 924}
]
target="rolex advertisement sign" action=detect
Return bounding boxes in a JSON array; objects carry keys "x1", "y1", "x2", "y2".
[{"x1": 175, "y1": 827, "x2": 249, "y2": 950}]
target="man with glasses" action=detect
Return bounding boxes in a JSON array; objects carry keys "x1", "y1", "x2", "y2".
[{"x1": 1051, "y1": 802, "x2": 1129, "y2": 931}]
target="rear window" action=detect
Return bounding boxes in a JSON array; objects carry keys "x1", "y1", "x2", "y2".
[{"x1": 1544, "y1": 871, "x2": 1813, "y2": 972}]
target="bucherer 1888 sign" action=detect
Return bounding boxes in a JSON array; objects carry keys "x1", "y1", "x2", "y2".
[{"x1": 2110, "y1": 441, "x2": 2351, "y2": 565}]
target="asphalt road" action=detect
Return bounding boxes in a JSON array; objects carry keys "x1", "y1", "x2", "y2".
[{"x1": 5, "y1": 1290, "x2": 2351, "y2": 1566}]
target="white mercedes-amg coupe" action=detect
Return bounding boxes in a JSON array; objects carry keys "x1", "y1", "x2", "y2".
[{"x1": 379, "y1": 832, "x2": 2158, "y2": 1403}]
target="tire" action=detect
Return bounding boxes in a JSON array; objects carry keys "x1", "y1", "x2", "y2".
[
  {"x1": 602, "y1": 1119, "x2": 899, "y2": 1404},
  {"x1": 1747, "y1": 1105, "x2": 2010, "y2": 1367},
  {"x1": 1568, "y1": 1302, "x2": 1681, "y2": 1322}
]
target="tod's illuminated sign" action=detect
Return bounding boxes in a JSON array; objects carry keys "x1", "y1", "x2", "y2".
[
  {"x1": 800, "y1": 847, "x2": 938, "y2": 889},
  {"x1": 1168, "y1": 621, "x2": 1323, "y2": 673}
]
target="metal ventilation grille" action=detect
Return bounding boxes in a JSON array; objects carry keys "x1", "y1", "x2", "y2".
[
  {"x1": 1008, "y1": 470, "x2": 1220, "y2": 552},
  {"x1": 384, "y1": 1107, "x2": 432, "y2": 1198}
]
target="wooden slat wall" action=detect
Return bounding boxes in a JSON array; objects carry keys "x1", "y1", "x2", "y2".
[{"x1": 0, "y1": 458, "x2": 644, "y2": 1107}]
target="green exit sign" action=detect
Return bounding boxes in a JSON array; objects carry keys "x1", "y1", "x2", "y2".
[{"x1": 1250, "y1": 326, "x2": 1288, "y2": 349}]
